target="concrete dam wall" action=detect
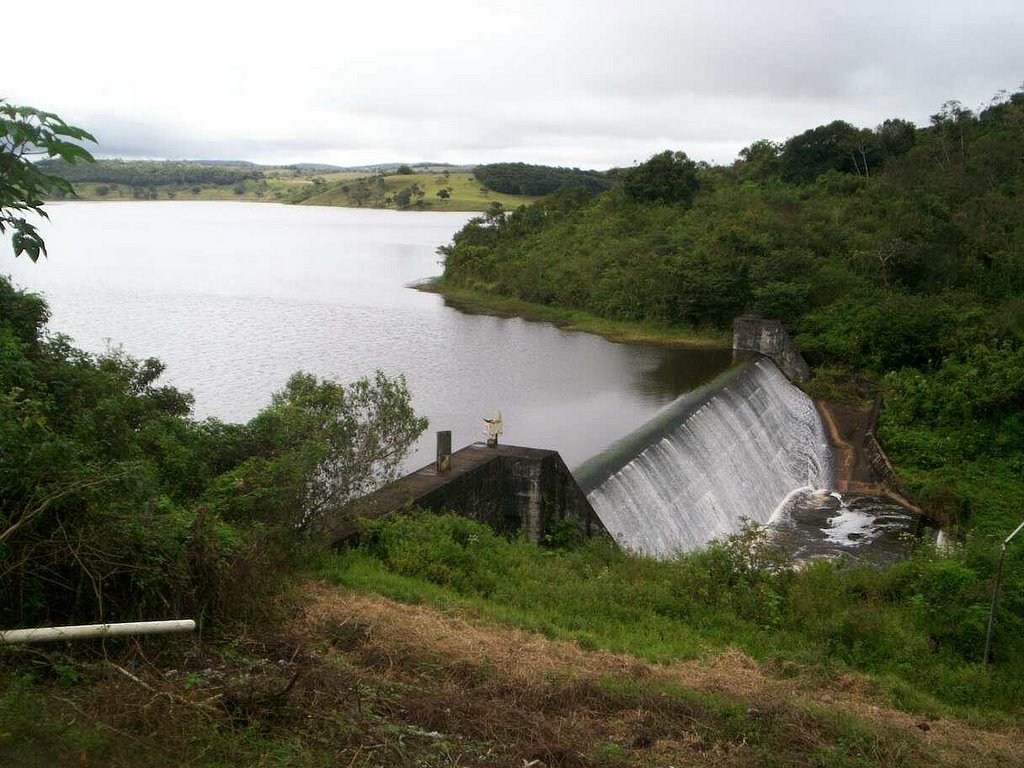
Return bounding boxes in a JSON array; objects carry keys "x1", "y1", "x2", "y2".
[
  {"x1": 323, "y1": 442, "x2": 605, "y2": 546},
  {"x1": 578, "y1": 358, "x2": 833, "y2": 557},
  {"x1": 733, "y1": 315, "x2": 811, "y2": 382}
]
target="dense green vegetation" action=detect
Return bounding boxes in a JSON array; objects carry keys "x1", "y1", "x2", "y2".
[
  {"x1": 0, "y1": 101, "x2": 95, "y2": 260},
  {"x1": 35, "y1": 158, "x2": 265, "y2": 188},
  {"x1": 325, "y1": 512, "x2": 1022, "y2": 718},
  {"x1": 0, "y1": 277, "x2": 426, "y2": 629},
  {"x1": 439, "y1": 90, "x2": 1024, "y2": 534},
  {"x1": 474, "y1": 161, "x2": 614, "y2": 196}
]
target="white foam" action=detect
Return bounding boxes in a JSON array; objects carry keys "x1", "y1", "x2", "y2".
[{"x1": 822, "y1": 507, "x2": 878, "y2": 547}]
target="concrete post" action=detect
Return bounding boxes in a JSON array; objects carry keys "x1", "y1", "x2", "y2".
[{"x1": 436, "y1": 430, "x2": 452, "y2": 472}]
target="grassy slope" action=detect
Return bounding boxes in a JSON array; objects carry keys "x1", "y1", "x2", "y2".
[
  {"x1": 300, "y1": 171, "x2": 539, "y2": 212},
  {"x1": 3, "y1": 580, "x2": 1020, "y2": 768},
  {"x1": 65, "y1": 169, "x2": 356, "y2": 203},
  {"x1": 68, "y1": 171, "x2": 537, "y2": 212}
]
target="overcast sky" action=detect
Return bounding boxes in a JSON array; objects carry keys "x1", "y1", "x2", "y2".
[{"x1": 7, "y1": 0, "x2": 1023, "y2": 169}]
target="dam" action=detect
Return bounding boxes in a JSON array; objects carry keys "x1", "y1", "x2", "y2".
[
  {"x1": 328, "y1": 319, "x2": 917, "y2": 562},
  {"x1": 577, "y1": 357, "x2": 834, "y2": 557}
]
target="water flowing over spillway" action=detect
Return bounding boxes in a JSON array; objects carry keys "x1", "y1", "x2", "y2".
[{"x1": 579, "y1": 358, "x2": 834, "y2": 557}]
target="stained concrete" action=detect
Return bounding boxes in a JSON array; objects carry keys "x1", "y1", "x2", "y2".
[
  {"x1": 322, "y1": 442, "x2": 605, "y2": 546},
  {"x1": 732, "y1": 315, "x2": 810, "y2": 382},
  {"x1": 815, "y1": 399, "x2": 921, "y2": 512}
]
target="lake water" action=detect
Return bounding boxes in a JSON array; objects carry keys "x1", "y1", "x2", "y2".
[{"x1": 3, "y1": 201, "x2": 733, "y2": 471}]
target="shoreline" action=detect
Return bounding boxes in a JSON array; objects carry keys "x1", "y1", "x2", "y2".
[
  {"x1": 50, "y1": 194, "x2": 502, "y2": 214},
  {"x1": 417, "y1": 280, "x2": 731, "y2": 348}
]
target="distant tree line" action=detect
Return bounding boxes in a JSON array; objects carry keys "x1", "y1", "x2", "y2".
[
  {"x1": 474, "y1": 162, "x2": 613, "y2": 196},
  {"x1": 35, "y1": 158, "x2": 265, "y2": 188}
]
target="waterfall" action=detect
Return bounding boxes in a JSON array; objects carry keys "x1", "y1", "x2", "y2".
[{"x1": 579, "y1": 358, "x2": 833, "y2": 558}]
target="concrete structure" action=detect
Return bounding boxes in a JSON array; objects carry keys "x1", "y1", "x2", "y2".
[
  {"x1": 321, "y1": 442, "x2": 606, "y2": 546},
  {"x1": 732, "y1": 315, "x2": 811, "y2": 382},
  {"x1": 815, "y1": 398, "x2": 921, "y2": 512}
]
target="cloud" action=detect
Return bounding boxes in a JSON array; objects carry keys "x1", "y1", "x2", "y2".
[{"x1": 7, "y1": 0, "x2": 1023, "y2": 167}]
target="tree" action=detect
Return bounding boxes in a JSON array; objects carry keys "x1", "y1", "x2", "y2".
[
  {"x1": 436, "y1": 186, "x2": 452, "y2": 201},
  {"x1": 208, "y1": 371, "x2": 428, "y2": 531},
  {"x1": 735, "y1": 139, "x2": 782, "y2": 183},
  {"x1": 395, "y1": 186, "x2": 413, "y2": 207},
  {"x1": 484, "y1": 201, "x2": 504, "y2": 221},
  {"x1": 780, "y1": 120, "x2": 881, "y2": 182},
  {"x1": 1, "y1": 100, "x2": 95, "y2": 260},
  {"x1": 473, "y1": 162, "x2": 613, "y2": 196},
  {"x1": 929, "y1": 100, "x2": 975, "y2": 168},
  {"x1": 621, "y1": 150, "x2": 699, "y2": 206},
  {"x1": 876, "y1": 118, "x2": 916, "y2": 157}
]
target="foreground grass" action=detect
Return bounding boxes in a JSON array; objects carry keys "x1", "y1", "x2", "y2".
[
  {"x1": 3, "y1": 578, "x2": 1020, "y2": 768},
  {"x1": 3, "y1": 515, "x2": 1021, "y2": 767},
  {"x1": 2, "y1": 518, "x2": 1015, "y2": 768},
  {"x1": 315, "y1": 514, "x2": 1024, "y2": 723},
  {"x1": 421, "y1": 281, "x2": 731, "y2": 347}
]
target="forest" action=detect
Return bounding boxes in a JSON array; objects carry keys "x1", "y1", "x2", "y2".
[
  {"x1": 474, "y1": 162, "x2": 614, "y2": 196},
  {"x1": 34, "y1": 158, "x2": 265, "y2": 189}
]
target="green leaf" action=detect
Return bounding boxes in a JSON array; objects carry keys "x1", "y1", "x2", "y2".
[{"x1": 1, "y1": 98, "x2": 95, "y2": 260}]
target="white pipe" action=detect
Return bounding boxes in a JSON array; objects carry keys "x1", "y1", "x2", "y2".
[
  {"x1": 0, "y1": 619, "x2": 196, "y2": 645},
  {"x1": 1005, "y1": 519, "x2": 1024, "y2": 546}
]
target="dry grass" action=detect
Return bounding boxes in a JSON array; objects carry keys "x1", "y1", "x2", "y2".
[
  {"x1": 295, "y1": 583, "x2": 1024, "y2": 767},
  {"x1": 5, "y1": 582, "x2": 1021, "y2": 767}
]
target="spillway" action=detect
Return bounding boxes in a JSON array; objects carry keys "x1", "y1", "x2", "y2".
[{"x1": 577, "y1": 358, "x2": 833, "y2": 557}]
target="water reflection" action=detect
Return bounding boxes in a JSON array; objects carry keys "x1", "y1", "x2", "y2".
[
  {"x1": 634, "y1": 347, "x2": 735, "y2": 400},
  {"x1": 3, "y1": 201, "x2": 733, "y2": 471}
]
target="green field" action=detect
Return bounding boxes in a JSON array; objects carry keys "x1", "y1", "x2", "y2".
[
  {"x1": 65, "y1": 168, "x2": 536, "y2": 213},
  {"x1": 299, "y1": 170, "x2": 539, "y2": 211}
]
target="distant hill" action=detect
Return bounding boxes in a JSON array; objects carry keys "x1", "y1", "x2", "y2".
[{"x1": 37, "y1": 158, "x2": 531, "y2": 211}]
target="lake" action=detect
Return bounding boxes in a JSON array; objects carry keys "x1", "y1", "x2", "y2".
[{"x1": 3, "y1": 201, "x2": 733, "y2": 471}]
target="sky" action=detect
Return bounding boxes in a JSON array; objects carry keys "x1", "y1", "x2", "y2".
[{"x1": 7, "y1": 0, "x2": 1023, "y2": 169}]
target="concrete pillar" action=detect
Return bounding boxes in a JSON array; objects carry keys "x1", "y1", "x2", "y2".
[{"x1": 436, "y1": 430, "x2": 452, "y2": 472}]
